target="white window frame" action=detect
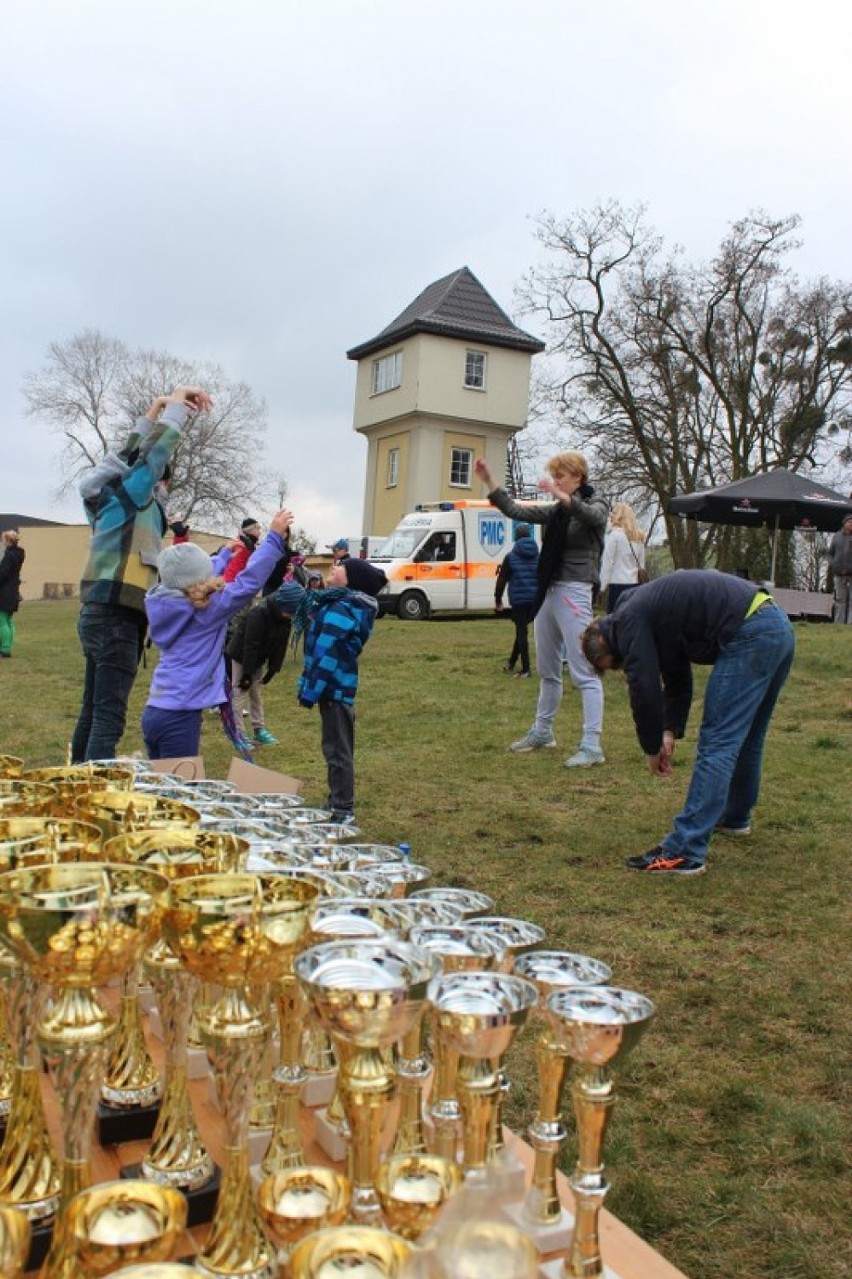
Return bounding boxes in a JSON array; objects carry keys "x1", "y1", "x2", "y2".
[
  {"x1": 371, "y1": 351, "x2": 403, "y2": 395},
  {"x1": 464, "y1": 349, "x2": 487, "y2": 390},
  {"x1": 386, "y1": 447, "x2": 399, "y2": 488},
  {"x1": 449, "y1": 447, "x2": 473, "y2": 488}
]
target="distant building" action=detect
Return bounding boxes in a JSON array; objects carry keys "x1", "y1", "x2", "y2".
[{"x1": 347, "y1": 267, "x2": 544, "y2": 536}]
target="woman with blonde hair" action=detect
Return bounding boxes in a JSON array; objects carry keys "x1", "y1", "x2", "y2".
[
  {"x1": 0, "y1": 530, "x2": 24, "y2": 658},
  {"x1": 474, "y1": 451, "x2": 608, "y2": 767},
  {"x1": 599, "y1": 502, "x2": 647, "y2": 612}
]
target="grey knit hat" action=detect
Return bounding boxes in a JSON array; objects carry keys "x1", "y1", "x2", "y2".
[{"x1": 157, "y1": 543, "x2": 213, "y2": 590}]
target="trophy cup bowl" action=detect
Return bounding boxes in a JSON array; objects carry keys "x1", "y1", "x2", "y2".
[
  {"x1": 296, "y1": 939, "x2": 440, "y2": 1223},
  {"x1": 432, "y1": 1219, "x2": 539, "y2": 1279},
  {"x1": 429, "y1": 971, "x2": 537, "y2": 1173},
  {"x1": 409, "y1": 887, "x2": 494, "y2": 918},
  {"x1": 0, "y1": 1204, "x2": 30, "y2": 1279},
  {"x1": 25, "y1": 765, "x2": 134, "y2": 801},
  {"x1": 0, "y1": 779, "x2": 59, "y2": 816},
  {"x1": 0, "y1": 755, "x2": 24, "y2": 779},
  {"x1": 408, "y1": 925, "x2": 499, "y2": 969},
  {"x1": 336, "y1": 844, "x2": 404, "y2": 867},
  {"x1": 354, "y1": 861, "x2": 431, "y2": 900},
  {"x1": 163, "y1": 874, "x2": 318, "y2": 1279},
  {"x1": 465, "y1": 916, "x2": 546, "y2": 964},
  {"x1": 301, "y1": 822, "x2": 363, "y2": 844},
  {"x1": 375, "y1": 1153, "x2": 461, "y2": 1240},
  {"x1": 101, "y1": 1267, "x2": 190, "y2": 1279},
  {"x1": 289, "y1": 1225, "x2": 413, "y2": 1279},
  {"x1": 73, "y1": 792, "x2": 200, "y2": 842},
  {"x1": 257, "y1": 1167, "x2": 350, "y2": 1266},
  {"x1": 323, "y1": 869, "x2": 395, "y2": 899},
  {"x1": 286, "y1": 807, "x2": 335, "y2": 825},
  {"x1": 103, "y1": 829, "x2": 248, "y2": 875},
  {"x1": 67, "y1": 1179, "x2": 187, "y2": 1274},
  {"x1": 0, "y1": 817, "x2": 104, "y2": 865},
  {"x1": 514, "y1": 953, "x2": 613, "y2": 1229},
  {"x1": 546, "y1": 986, "x2": 655, "y2": 1279}
]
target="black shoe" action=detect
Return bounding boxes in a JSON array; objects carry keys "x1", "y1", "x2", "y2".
[{"x1": 625, "y1": 847, "x2": 706, "y2": 875}]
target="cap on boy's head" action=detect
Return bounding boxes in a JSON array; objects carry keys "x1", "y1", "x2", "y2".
[
  {"x1": 843, "y1": 512, "x2": 852, "y2": 526},
  {"x1": 158, "y1": 543, "x2": 212, "y2": 590},
  {"x1": 241, "y1": 517, "x2": 260, "y2": 531},
  {"x1": 340, "y1": 557, "x2": 387, "y2": 598},
  {"x1": 514, "y1": 523, "x2": 531, "y2": 539},
  {"x1": 271, "y1": 582, "x2": 306, "y2": 616},
  {"x1": 328, "y1": 538, "x2": 349, "y2": 552}
]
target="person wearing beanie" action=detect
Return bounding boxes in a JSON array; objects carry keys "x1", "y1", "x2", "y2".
[
  {"x1": 223, "y1": 517, "x2": 263, "y2": 583},
  {"x1": 141, "y1": 508, "x2": 294, "y2": 759},
  {"x1": 495, "y1": 523, "x2": 539, "y2": 678},
  {"x1": 71, "y1": 385, "x2": 213, "y2": 763},
  {"x1": 288, "y1": 554, "x2": 388, "y2": 824},
  {"x1": 225, "y1": 587, "x2": 296, "y2": 747},
  {"x1": 169, "y1": 518, "x2": 191, "y2": 544}
]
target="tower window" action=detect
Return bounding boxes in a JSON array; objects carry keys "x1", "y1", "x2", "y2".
[
  {"x1": 464, "y1": 350, "x2": 487, "y2": 390},
  {"x1": 449, "y1": 448, "x2": 473, "y2": 487},
  {"x1": 372, "y1": 351, "x2": 403, "y2": 395},
  {"x1": 386, "y1": 448, "x2": 399, "y2": 488}
]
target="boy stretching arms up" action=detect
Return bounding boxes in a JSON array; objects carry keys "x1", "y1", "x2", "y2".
[{"x1": 277, "y1": 556, "x2": 387, "y2": 825}]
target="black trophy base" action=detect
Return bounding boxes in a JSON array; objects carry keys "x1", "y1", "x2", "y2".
[
  {"x1": 98, "y1": 1098, "x2": 161, "y2": 1146},
  {"x1": 26, "y1": 1215, "x2": 55, "y2": 1272},
  {"x1": 120, "y1": 1161, "x2": 221, "y2": 1228}
]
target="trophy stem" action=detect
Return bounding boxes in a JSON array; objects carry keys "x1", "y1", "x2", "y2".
[
  {"x1": 486, "y1": 1060, "x2": 509, "y2": 1158},
  {"x1": 456, "y1": 1053, "x2": 501, "y2": 1172},
  {"x1": 102, "y1": 962, "x2": 162, "y2": 1108},
  {"x1": 340, "y1": 1044, "x2": 396, "y2": 1224},
  {"x1": 392, "y1": 1022, "x2": 429, "y2": 1156},
  {"x1": 566, "y1": 1065, "x2": 615, "y2": 1279},
  {"x1": 0, "y1": 967, "x2": 61, "y2": 1221},
  {"x1": 262, "y1": 975, "x2": 308, "y2": 1173},
  {"x1": 429, "y1": 1035, "x2": 461, "y2": 1161},
  {"x1": 526, "y1": 1030, "x2": 570, "y2": 1226},
  {"x1": 0, "y1": 1001, "x2": 13, "y2": 1115},
  {"x1": 195, "y1": 989, "x2": 272, "y2": 1279},
  {"x1": 302, "y1": 1023, "x2": 336, "y2": 1074},
  {"x1": 142, "y1": 954, "x2": 213, "y2": 1189}
]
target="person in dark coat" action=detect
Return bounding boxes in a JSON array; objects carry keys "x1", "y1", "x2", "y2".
[
  {"x1": 495, "y1": 523, "x2": 539, "y2": 678},
  {"x1": 225, "y1": 590, "x2": 294, "y2": 746},
  {"x1": 0, "y1": 530, "x2": 25, "y2": 658},
  {"x1": 581, "y1": 570, "x2": 795, "y2": 876}
]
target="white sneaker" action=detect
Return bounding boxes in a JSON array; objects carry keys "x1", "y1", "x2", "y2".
[
  {"x1": 564, "y1": 746, "x2": 606, "y2": 768},
  {"x1": 510, "y1": 728, "x2": 557, "y2": 753}
]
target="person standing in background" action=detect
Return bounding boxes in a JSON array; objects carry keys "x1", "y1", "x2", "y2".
[
  {"x1": 829, "y1": 512, "x2": 852, "y2": 623},
  {"x1": 494, "y1": 523, "x2": 539, "y2": 678},
  {"x1": 223, "y1": 517, "x2": 262, "y2": 582},
  {"x1": 0, "y1": 530, "x2": 25, "y2": 658},
  {"x1": 599, "y1": 502, "x2": 647, "y2": 612}
]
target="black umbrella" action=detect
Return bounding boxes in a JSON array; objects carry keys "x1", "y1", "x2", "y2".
[{"x1": 667, "y1": 468, "x2": 852, "y2": 581}]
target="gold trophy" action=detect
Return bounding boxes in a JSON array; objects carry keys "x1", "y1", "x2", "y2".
[
  {"x1": 375, "y1": 1152, "x2": 461, "y2": 1240},
  {"x1": 0, "y1": 863, "x2": 167, "y2": 1278},
  {"x1": 289, "y1": 1225, "x2": 413, "y2": 1279},
  {"x1": 63, "y1": 1179, "x2": 186, "y2": 1276},
  {"x1": 256, "y1": 1167, "x2": 350, "y2": 1272},
  {"x1": 73, "y1": 792, "x2": 200, "y2": 842},
  {"x1": 0, "y1": 1203, "x2": 30, "y2": 1279},
  {"x1": 296, "y1": 938, "x2": 439, "y2": 1224},
  {"x1": 512, "y1": 952, "x2": 612, "y2": 1239},
  {"x1": 545, "y1": 986, "x2": 655, "y2": 1279},
  {"x1": 0, "y1": 779, "x2": 59, "y2": 816},
  {"x1": 163, "y1": 873, "x2": 318, "y2": 1279},
  {"x1": 401, "y1": 924, "x2": 498, "y2": 1160},
  {"x1": 0, "y1": 757, "x2": 24, "y2": 779},
  {"x1": 429, "y1": 971, "x2": 537, "y2": 1175},
  {"x1": 428, "y1": 1218, "x2": 539, "y2": 1279},
  {"x1": 0, "y1": 817, "x2": 103, "y2": 864},
  {"x1": 102, "y1": 830, "x2": 246, "y2": 1189}
]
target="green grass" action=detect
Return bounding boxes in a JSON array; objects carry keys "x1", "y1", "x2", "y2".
[{"x1": 4, "y1": 601, "x2": 852, "y2": 1279}]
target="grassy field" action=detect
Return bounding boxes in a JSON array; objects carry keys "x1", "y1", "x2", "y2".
[{"x1": 3, "y1": 600, "x2": 851, "y2": 1279}]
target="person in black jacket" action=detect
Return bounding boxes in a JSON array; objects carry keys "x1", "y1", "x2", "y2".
[
  {"x1": 495, "y1": 523, "x2": 539, "y2": 678},
  {"x1": 225, "y1": 590, "x2": 293, "y2": 746},
  {"x1": 582, "y1": 570, "x2": 795, "y2": 876},
  {"x1": 0, "y1": 530, "x2": 25, "y2": 658}
]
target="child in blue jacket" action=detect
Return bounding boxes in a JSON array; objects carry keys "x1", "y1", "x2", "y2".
[{"x1": 277, "y1": 556, "x2": 387, "y2": 824}]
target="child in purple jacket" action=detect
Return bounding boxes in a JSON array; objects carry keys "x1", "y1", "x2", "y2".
[{"x1": 142, "y1": 509, "x2": 293, "y2": 759}]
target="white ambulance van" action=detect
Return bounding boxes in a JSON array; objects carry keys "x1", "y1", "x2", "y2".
[{"x1": 370, "y1": 501, "x2": 533, "y2": 620}]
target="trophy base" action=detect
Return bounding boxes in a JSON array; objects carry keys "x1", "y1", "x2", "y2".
[
  {"x1": 97, "y1": 1097, "x2": 161, "y2": 1145},
  {"x1": 539, "y1": 1261, "x2": 622, "y2": 1279},
  {"x1": 502, "y1": 1199, "x2": 575, "y2": 1257},
  {"x1": 121, "y1": 1160, "x2": 222, "y2": 1228},
  {"x1": 313, "y1": 1107, "x2": 349, "y2": 1163},
  {"x1": 301, "y1": 1069, "x2": 338, "y2": 1108},
  {"x1": 25, "y1": 1216, "x2": 55, "y2": 1273}
]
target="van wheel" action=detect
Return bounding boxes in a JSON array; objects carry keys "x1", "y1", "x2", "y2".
[{"x1": 398, "y1": 591, "x2": 429, "y2": 621}]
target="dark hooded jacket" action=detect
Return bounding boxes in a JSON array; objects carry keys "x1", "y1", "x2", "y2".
[
  {"x1": 226, "y1": 596, "x2": 292, "y2": 684},
  {"x1": 0, "y1": 544, "x2": 24, "y2": 613},
  {"x1": 495, "y1": 535, "x2": 539, "y2": 608}
]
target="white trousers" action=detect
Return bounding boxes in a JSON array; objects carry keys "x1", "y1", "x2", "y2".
[{"x1": 532, "y1": 582, "x2": 604, "y2": 747}]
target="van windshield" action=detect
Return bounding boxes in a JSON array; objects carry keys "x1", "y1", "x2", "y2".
[{"x1": 372, "y1": 528, "x2": 428, "y2": 560}]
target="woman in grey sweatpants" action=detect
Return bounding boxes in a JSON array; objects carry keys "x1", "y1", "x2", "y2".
[{"x1": 474, "y1": 453, "x2": 608, "y2": 768}]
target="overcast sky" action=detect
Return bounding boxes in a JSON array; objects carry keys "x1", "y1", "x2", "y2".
[{"x1": 3, "y1": 0, "x2": 850, "y2": 544}]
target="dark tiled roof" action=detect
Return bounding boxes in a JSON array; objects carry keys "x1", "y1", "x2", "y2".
[
  {"x1": 347, "y1": 267, "x2": 545, "y2": 360},
  {"x1": 0, "y1": 513, "x2": 66, "y2": 528}
]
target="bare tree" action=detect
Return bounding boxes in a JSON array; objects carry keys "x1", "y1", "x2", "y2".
[
  {"x1": 23, "y1": 330, "x2": 275, "y2": 530},
  {"x1": 518, "y1": 204, "x2": 852, "y2": 570}
]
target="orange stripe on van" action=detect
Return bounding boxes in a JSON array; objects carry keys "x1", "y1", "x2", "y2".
[{"x1": 386, "y1": 562, "x2": 500, "y2": 582}]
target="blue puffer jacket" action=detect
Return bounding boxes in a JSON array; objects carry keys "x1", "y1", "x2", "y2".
[
  {"x1": 298, "y1": 588, "x2": 379, "y2": 706},
  {"x1": 495, "y1": 536, "x2": 540, "y2": 608}
]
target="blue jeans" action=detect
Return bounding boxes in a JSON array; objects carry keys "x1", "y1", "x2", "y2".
[
  {"x1": 661, "y1": 604, "x2": 795, "y2": 864},
  {"x1": 142, "y1": 706, "x2": 203, "y2": 759},
  {"x1": 71, "y1": 604, "x2": 145, "y2": 763}
]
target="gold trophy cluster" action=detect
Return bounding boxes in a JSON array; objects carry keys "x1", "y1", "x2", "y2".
[{"x1": 0, "y1": 755, "x2": 654, "y2": 1279}]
